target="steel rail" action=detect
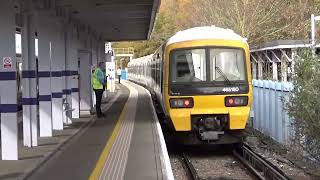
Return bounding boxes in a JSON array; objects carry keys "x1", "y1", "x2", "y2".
[
  {"x1": 181, "y1": 153, "x2": 200, "y2": 180},
  {"x1": 233, "y1": 144, "x2": 290, "y2": 180}
]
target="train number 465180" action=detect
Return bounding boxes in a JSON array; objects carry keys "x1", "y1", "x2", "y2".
[{"x1": 222, "y1": 87, "x2": 240, "y2": 92}]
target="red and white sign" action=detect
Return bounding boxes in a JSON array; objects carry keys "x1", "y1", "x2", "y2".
[{"x1": 3, "y1": 57, "x2": 12, "y2": 69}]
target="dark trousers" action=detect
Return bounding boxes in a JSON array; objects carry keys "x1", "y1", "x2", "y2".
[
  {"x1": 94, "y1": 89, "x2": 104, "y2": 115},
  {"x1": 118, "y1": 75, "x2": 121, "y2": 83}
]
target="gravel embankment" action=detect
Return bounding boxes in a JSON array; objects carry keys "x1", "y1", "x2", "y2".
[
  {"x1": 170, "y1": 153, "x2": 190, "y2": 180},
  {"x1": 190, "y1": 152, "x2": 254, "y2": 179}
]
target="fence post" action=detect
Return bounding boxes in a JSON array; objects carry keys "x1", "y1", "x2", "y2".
[
  {"x1": 270, "y1": 81, "x2": 276, "y2": 140},
  {"x1": 252, "y1": 80, "x2": 258, "y2": 129}
]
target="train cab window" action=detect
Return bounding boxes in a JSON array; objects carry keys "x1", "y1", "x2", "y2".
[
  {"x1": 209, "y1": 49, "x2": 246, "y2": 82},
  {"x1": 171, "y1": 49, "x2": 206, "y2": 83}
]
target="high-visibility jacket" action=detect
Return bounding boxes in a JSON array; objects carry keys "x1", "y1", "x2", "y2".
[{"x1": 92, "y1": 67, "x2": 105, "y2": 90}]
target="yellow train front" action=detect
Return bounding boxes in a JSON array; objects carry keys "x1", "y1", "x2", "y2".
[{"x1": 130, "y1": 26, "x2": 253, "y2": 144}]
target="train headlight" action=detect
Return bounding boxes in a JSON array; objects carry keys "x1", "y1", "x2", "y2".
[
  {"x1": 225, "y1": 96, "x2": 248, "y2": 107},
  {"x1": 170, "y1": 98, "x2": 194, "y2": 108}
]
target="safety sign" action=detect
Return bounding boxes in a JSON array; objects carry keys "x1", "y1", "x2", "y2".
[{"x1": 3, "y1": 57, "x2": 12, "y2": 69}]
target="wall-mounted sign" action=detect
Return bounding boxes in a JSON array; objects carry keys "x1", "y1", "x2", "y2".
[{"x1": 3, "y1": 57, "x2": 12, "y2": 69}]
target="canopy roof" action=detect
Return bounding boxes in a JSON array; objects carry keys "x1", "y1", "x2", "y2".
[{"x1": 56, "y1": 0, "x2": 160, "y2": 41}]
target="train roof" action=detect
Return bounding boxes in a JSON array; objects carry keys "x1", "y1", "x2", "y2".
[
  {"x1": 166, "y1": 26, "x2": 247, "y2": 46},
  {"x1": 128, "y1": 54, "x2": 153, "y2": 66}
]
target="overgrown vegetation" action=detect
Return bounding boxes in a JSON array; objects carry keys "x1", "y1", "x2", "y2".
[{"x1": 287, "y1": 49, "x2": 320, "y2": 161}]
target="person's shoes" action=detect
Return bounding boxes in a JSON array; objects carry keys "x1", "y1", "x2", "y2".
[{"x1": 97, "y1": 113, "x2": 106, "y2": 118}]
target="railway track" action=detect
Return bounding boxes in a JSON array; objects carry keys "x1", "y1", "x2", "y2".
[
  {"x1": 181, "y1": 153, "x2": 200, "y2": 180},
  {"x1": 233, "y1": 144, "x2": 290, "y2": 180},
  {"x1": 148, "y1": 88, "x2": 290, "y2": 180},
  {"x1": 180, "y1": 144, "x2": 290, "y2": 180}
]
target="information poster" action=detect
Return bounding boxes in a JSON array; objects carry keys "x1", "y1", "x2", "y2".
[{"x1": 105, "y1": 62, "x2": 116, "y2": 92}]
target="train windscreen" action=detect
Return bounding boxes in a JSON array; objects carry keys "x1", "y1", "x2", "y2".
[
  {"x1": 171, "y1": 49, "x2": 206, "y2": 83},
  {"x1": 209, "y1": 48, "x2": 246, "y2": 82},
  {"x1": 170, "y1": 48, "x2": 246, "y2": 84}
]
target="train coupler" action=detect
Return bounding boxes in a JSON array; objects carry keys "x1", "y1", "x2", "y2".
[{"x1": 199, "y1": 130, "x2": 224, "y2": 141}]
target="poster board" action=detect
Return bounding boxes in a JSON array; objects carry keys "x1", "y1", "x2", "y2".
[{"x1": 105, "y1": 62, "x2": 115, "y2": 92}]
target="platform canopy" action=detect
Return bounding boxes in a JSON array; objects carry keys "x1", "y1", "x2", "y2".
[{"x1": 56, "y1": 0, "x2": 160, "y2": 41}]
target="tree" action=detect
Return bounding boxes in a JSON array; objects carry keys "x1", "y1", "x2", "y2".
[
  {"x1": 184, "y1": 0, "x2": 316, "y2": 44},
  {"x1": 113, "y1": 11, "x2": 178, "y2": 58}
]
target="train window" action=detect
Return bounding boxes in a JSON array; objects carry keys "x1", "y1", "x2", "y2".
[
  {"x1": 152, "y1": 62, "x2": 156, "y2": 81},
  {"x1": 156, "y1": 61, "x2": 160, "y2": 86},
  {"x1": 209, "y1": 49, "x2": 246, "y2": 81},
  {"x1": 171, "y1": 49, "x2": 206, "y2": 83}
]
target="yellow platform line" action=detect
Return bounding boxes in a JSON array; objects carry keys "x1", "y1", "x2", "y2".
[{"x1": 89, "y1": 102, "x2": 128, "y2": 180}]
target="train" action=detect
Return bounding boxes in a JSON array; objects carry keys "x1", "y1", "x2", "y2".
[{"x1": 128, "y1": 26, "x2": 253, "y2": 144}]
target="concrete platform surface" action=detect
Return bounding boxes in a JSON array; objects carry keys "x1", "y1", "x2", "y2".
[
  {"x1": 91, "y1": 81, "x2": 173, "y2": 180},
  {"x1": 0, "y1": 89, "x2": 122, "y2": 180},
  {"x1": 0, "y1": 81, "x2": 173, "y2": 180}
]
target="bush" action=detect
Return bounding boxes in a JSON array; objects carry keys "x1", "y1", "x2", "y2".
[{"x1": 287, "y1": 49, "x2": 320, "y2": 161}]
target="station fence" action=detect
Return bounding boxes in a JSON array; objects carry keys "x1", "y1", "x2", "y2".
[{"x1": 251, "y1": 80, "x2": 294, "y2": 145}]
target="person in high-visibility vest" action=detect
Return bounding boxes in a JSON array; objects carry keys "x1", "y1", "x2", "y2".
[{"x1": 92, "y1": 62, "x2": 106, "y2": 118}]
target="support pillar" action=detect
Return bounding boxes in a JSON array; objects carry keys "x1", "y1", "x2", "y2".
[
  {"x1": 71, "y1": 70, "x2": 80, "y2": 119},
  {"x1": 258, "y1": 60, "x2": 263, "y2": 80},
  {"x1": 66, "y1": 26, "x2": 79, "y2": 121},
  {"x1": 252, "y1": 62, "x2": 257, "y2": 80},
  {"x1": 51, "y1": 21, "x2": 64, "y2": 130},
  {"x1": 92, "y1": 38, "x2": 98, "y2": 66},
  {"x1": 0, "y1": 1, "x2": 18, "y2": 160},
  {"x1": 272, "y1": 62, "x2": 278, "y2": 81},
  {"x1": 37, "y1": 13, "x2": 53, "y2": 137},
  {"x1": 97, "y1": 39, "x2": 105, "y2": 63},
  {"x1": 71, "y1": 35, "x2": 80, "y2": 119},
  {"x1": 281, "y1": 60, "x2": 288, "y2": 82},
  {"x1": 91, "y1": 39, "x2": 98, "y2": 108},
  {"x1": 62, "y1": 30, "x2": 69, "y2": 124},
  {"x1": 291, "y1": 49, "x2": 297, "y2": 76},
  {"x1": 22, "y1": 10, "x2": 38, "y2": 147}
]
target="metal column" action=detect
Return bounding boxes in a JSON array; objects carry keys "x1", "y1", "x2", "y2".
[{"x1": 0, "y1": 1, "x2": 18, "y2": 160}]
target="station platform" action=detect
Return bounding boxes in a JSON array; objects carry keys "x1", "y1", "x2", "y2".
[{"x1": 0, "y1": 81, "x2": 173, "y2": 180}]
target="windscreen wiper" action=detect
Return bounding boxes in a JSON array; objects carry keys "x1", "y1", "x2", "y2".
[{"x1": 215, "y1": 66, "x2": 232, "y2": 85}]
